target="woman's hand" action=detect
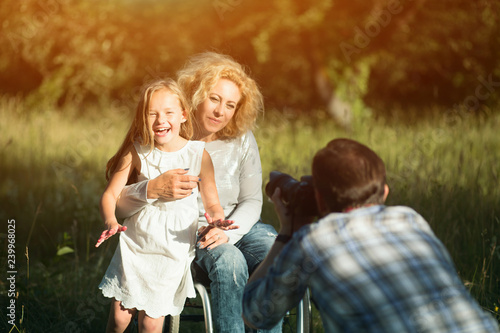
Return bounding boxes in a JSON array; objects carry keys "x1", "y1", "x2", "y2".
[
  {"x1": 147, "y1": 168, "x2": 200, "y2": 200},
  {"x1": 197, "y1": 227, "x2": 228, "y2": 250},
  {"x1": 197, "y1": 213, "x2": 238, "y2": 250},
  {"x1": 95, "y1": 220, "x2": 127, "y2": 248}
]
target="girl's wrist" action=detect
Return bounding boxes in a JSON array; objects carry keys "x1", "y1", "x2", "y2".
[{"x1": 105, "y1": 219, "x2": 118, "y2": 226}]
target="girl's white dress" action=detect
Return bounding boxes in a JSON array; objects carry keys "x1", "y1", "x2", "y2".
[{"x1": 99, "y1": 140, "x2": 205, "y2": 318}]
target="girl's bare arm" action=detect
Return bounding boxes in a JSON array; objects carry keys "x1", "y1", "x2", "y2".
[
  {"x1": 198, "y1": 149, "x2": 237, "y2": 230},
  {"x1": 96, "y1": 146, "x2": 140, "y2": 247}
]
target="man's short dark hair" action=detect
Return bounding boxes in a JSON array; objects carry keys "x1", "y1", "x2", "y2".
[{"x1": 312, "y1": 138, "x2": 386, "y2": 212}]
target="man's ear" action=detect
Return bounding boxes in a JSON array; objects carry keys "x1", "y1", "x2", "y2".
[
  {"x1": 383, "y1": 184, "x2": 389, "y2": 202},
  {"x1": 314, "y1": 189, "x2": 329, "y2": 217}
]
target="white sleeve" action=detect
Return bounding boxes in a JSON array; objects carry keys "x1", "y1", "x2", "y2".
[
  {"x1": 224, "y1": 132, "x2": 263, "y2": 244},
  {"x1": 115, "y1": 180, "x2": 157, "y2": 219}
]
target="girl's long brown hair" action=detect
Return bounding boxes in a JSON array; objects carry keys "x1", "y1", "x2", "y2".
[{"x1": 105, "y1": 79, "x2": 193, "y2": 181}]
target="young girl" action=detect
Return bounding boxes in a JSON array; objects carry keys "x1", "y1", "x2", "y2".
[{"x1": 95, "y1": 79, "x2": 237, "y2": 332}]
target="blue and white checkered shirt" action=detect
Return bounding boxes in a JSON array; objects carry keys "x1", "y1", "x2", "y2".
[{"x1": 243, "y1": 205, "x2": 499, "y2": 332}]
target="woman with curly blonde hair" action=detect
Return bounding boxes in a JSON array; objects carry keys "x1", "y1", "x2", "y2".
[{"x1": 116, "y1": 52, "x2": 281, "y2": 332}]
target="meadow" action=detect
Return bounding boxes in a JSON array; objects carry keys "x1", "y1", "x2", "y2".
[{"x1": 1, "y1": 99, "x2": 499, "y2": 332}]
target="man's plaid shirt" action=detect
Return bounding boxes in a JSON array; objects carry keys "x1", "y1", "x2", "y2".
[{"x1": 243, "y1": 205, "x2": 499, "y2": 332}]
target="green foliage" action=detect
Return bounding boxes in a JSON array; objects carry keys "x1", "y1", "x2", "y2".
[
  {"x1": 1, "y1": 0, "x2": 499, "y2": 118},
  {"x1": 0, "y1": 0, "x2": 211, "y2": 110}
]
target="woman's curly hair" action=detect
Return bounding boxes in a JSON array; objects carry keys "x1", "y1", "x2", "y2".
[{"x1": 177, "y1": 52, "x2": 264, "y2": 140}]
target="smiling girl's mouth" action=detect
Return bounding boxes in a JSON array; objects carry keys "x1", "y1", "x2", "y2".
[{"x1": 155, "y1": 128, "x2": 170, "y2": 135}]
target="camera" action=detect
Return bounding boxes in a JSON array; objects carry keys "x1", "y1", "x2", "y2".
[{"x1": 265, "y1": 171, "x2": 318, "y2": 217}]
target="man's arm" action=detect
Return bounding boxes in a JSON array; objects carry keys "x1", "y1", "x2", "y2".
[
  {"x1": 243, "y1": 188, "x2": 314, "y2": 329},
  {"x1": 248, "y1": 187, "x2": 312, "y2": 282},
  {"x1": 243, "y1": 235, "x2": 310, "y2": 329},
  {"x1": 247, "y1": 236, "x2": 287, "y2": 283}
]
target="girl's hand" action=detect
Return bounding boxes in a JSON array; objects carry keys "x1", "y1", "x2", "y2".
[
  {"x1": 196, "y1": 213, "x2": 238, "y2": 250},
  {"x1": 95, "y1": 220, "x2": 127, "y2": 248},
  {"x1": 204, "y1": 212, "x2": 238, "y2": 230}
]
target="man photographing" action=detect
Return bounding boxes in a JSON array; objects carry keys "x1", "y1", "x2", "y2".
[{"x1": 242, "y1": 138, "x2": 499, "y2": 332}]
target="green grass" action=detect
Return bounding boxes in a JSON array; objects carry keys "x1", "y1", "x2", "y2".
[{"x1": 1, "y1": 100, "x2": 499, "y2": 332}]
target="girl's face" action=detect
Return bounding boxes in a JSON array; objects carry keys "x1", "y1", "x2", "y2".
[
  {"x1": 148, "y1": 89, "x2": 187, "y2": 152},
  {"x1": 195, "y1": 78, "x2": 241, "y2": 142}
]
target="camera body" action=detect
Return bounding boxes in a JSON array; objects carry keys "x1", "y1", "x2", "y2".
[{"x1": 265, "y1": 171, "x2": 318, "y2": 217}]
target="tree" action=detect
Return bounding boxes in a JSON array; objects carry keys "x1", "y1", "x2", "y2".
[{"x1": 1, "y1": 0, "x2": 498, "y2": 119}]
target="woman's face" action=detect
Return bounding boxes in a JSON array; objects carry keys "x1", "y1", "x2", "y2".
[{"x1": 195, "y1": 78, "x2": 241, "y2": 142}]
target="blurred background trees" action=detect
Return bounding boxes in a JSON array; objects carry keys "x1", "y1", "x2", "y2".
[{"x1": 1, "y1": 0, "x2": 499, "y2": 122}]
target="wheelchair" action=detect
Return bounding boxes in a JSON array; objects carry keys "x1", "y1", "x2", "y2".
[{"x1": 163, "y1": 263, "x2": 313, "y2": 333}]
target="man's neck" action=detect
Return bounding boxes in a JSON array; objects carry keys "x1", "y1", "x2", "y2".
[{"x1": 342, "y1": 203, "x2": 377, "y2": 213}]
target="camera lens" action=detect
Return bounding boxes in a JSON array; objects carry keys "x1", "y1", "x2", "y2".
[
  {"x1": 265, "y1": 171, "x2": 317, "y2": 216},
  {"x1": 265, "y1": 171, "x2": 297, "y2": 203}
]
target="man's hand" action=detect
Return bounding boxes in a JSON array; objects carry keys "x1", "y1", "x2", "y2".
[
  {"x1": 147, "y1": 168, "x2": 200, "y2": 200},
  {"x1": 271, "y1": 188, "x2": 315, "y2": 235},
  {"x1": 95, "y1": 220, "x2": 127, "y2": 247},
  {"x1": 271, "y1": 188, "x2": 294, "y2": 235}
]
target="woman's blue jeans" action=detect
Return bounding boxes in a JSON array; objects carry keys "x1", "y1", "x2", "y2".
[{"x1": 195, "y1": 221, "x2": 282, "y2": 333}]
